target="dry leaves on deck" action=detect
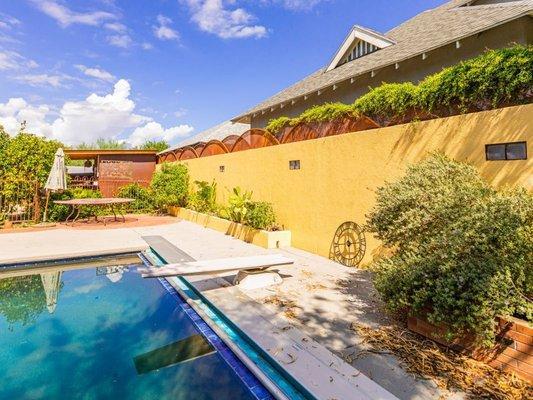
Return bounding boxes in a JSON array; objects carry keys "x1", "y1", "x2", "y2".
[{"x1": 350, "y1": 323, "x2": 532, "y2": 400}]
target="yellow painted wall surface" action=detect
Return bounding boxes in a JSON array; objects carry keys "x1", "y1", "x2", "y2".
[{"x1": 175, "y1": 105, "x2": 533, "y2": 263}]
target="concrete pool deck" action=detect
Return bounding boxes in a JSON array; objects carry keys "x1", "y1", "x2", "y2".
[{"x1": 0, "y1": 218, "x2": 462, "y2": 399}]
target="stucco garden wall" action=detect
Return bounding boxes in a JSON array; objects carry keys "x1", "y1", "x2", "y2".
[{"x1": 176, "y1": 104, "x2": 533, "y2": 263}]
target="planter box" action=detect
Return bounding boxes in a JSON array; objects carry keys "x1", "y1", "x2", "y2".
[
  {"x1": 408, "y1": 314, "x2": 533, "y2": 382},
  {"x1": 168, "y1": 207, "x2": 291, "y2": 249}
]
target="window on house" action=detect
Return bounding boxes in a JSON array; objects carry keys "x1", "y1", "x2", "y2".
[
  {"x1": 219, "y1": 165, "x2": 225, "y2": 172},
  {"x1": 485, "y1": 142, "x2": 527, "y2": 161}
]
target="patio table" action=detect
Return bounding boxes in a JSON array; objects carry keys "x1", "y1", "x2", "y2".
[{"x1": 54, "y1": 198, "x2": 134, "y2": 226}]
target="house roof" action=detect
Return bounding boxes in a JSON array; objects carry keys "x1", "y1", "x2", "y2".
[
  {"x1": 65, "y1": 149, "x2": 157, "y2": 160},
  {"x1": 232, "y1": 0, "x2": 533, "y2": 123},
  {"x1": 160, "y1": 120, "x2": 250, "y2": 154}
]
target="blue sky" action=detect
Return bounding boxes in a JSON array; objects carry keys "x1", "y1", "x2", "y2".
[{"x1": 0, "y1": 0, "x2": 446, "y2": 146}]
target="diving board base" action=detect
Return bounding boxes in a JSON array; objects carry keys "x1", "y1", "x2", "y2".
[{"x1": 234, "y1": 270, "x2": 283, "y2": 290}]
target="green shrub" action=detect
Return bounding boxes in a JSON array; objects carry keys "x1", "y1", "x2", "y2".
[
  {"x1": 265, "y1": 45, "x2": 533, "y2": 130},
  {"x1": 297, "y1": 102, "x2": 357, "y2": 124},
  {"x1": 116, "y1": 183, "x2": 155, "y2": 213},
  {"x1": 266, "y1": 117, "x2": 292, "y2": 135},
  {"x1": 46, "y1": 188, "x2": 103, "y2": 221},
  {"x1": 366, "y1": 154, "x2": 533, "y2": 346},
  {"x1": 418, "y1": 45, "x2": 533, "y2": 112},
  {"x1": 188, "y1": 180, "x2": 217, "y2": 213},
  {"x1": 226, "y1": 187, "x2": 253, "y2": 223},
  {"x1": 150, "y1": 163, "x2": 189, "y2": 209},
  {"x1": 246, "y1": 201, "x2": 276, "y2": 230},
  {"x1": 353, "y1": 82, "x2": 419, "y2": 120}
]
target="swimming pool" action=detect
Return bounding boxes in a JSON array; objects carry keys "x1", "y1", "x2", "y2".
[{"x1": 0, "y1": 254, "x2": 273, "y2": 399}]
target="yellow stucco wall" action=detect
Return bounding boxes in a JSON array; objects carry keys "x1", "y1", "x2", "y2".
[{"x1": 176, "y1": 105, "x2": 533, "y2": 263}]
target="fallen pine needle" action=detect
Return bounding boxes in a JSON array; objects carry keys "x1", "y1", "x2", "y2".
[{"x1": 350, "y1": 323, "x2": 532, "y2": 400}]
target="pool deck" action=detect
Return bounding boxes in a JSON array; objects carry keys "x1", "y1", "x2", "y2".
[{"x1": 0, "y1": 218, "x2": 463, "y2": 399}]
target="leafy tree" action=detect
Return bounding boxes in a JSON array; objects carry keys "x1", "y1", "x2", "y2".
[
  {"x1": 0, "y1": 275, "x2": 47, "y2": 326},
  {"x1": 139, "y1": 140, "x2": 169, "y2": 153},
  {"x1": 366, "y1": 154, "x2": 533, "y2": 346},
  {"x1": 1, "y1": 133, "x2": 63, "y2": 202},
  {"x1": 95, "y1": 138, "x2": 127, "y2": 149},
  {"x1": 150, "y1": 163, "x2": 189, "y2": 209}
]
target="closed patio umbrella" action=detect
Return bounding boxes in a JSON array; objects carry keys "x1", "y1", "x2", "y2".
[
  {"x1": 40, "y1": 271, "x2": 62, "y2": 314},
  {"x1": 43, "y1": 148, "x2": 67, "y2": 222}
]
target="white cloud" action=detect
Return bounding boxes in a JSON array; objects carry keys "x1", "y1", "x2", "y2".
[
  {"x1": 141, "y1": 42, "x2": 153, "y2": 50},
  {"x1": 107, "y1": 34, "x2": 133, "y2": 48},
  {"x1": 15, "y1": 73, "x2": 73, "y2": 88},
  {"x1": 128, "y1": 121, "x2": 193, "y2": 147},
  {"x1": 31, "y1": 0, "x2": 116, "y2": 27},
  {"x1": 0, "y1": 13, "x2": 21, "y2": 30},
  {"x1": 0, "y1": 50, "x2": 38, "y2": 70},
  {"x1": 50, "y1": 79, "x2": 148, "y2": 143},
  {"x1": 263, "y1": 0, "x2": 328, "y2": 11},
  {"x1": 0, "y1": 98, "x2": 52, "y2": 137},
  {"x1": 104, "y1": 22, "x2": 127, "y2": 33},
  {"x1": 183, "y1": 0, "x2": 267, "y2": 39},
  {"x1": 75, "y1": 65, "x2": 115, "y2": 82},
  {"x1": 153, "y1": 15, "x2": 180, "y2": 41},
  {"x1": 0, "y1": 79, "x2": 194, "y2": 146},
  {"x1": 174, "y1": 108, "x2": 188, "y2": 118}
]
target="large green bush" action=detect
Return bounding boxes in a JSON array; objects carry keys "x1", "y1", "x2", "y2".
[
  {"x1": 266, "y1": 45, "x2": 533, "y2": 134},
  {"x1": 47, "y1": 188, "x2": 103, "y2": 221},
  {"x1": 116, "y1": 183, "x2": 155, "y2": 213},
  {"x1": 150, "y1": 163, "x2": 189, "y2": 209},
  {"x1": 366, "y1": 154, "x2": 532, "y2": 346},
  {"x1": 353, "y1": 82, "x2": 418, "y2": 122},
  {"x1": 418, "y1": 45, "x2": 533, "y2": 112}
]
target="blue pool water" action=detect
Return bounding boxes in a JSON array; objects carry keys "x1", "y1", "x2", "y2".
[{"x1": 0, "y1": 257, "x2": 268, "y2": 399}]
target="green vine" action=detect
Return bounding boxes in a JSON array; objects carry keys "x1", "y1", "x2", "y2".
[{"x1": 266, "y1": 45, "x2": 533, "y2": 134}]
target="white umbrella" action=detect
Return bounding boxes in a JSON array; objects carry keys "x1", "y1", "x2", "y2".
[
  {"x1": 40, "y1": 271, "x2": 62, "y2": 314},
  {"x1": 43, "y1": 148, "x2": 67, "y2": 222}
]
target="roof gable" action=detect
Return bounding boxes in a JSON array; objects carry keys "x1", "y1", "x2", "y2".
[{"x1": 326, "y1": 26, "x2": 395, "y2": 72}]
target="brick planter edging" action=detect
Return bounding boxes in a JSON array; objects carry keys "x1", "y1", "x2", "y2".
[
  {"x1": 167, "y1": 207, "x2": 291, "y2": 249},
  {"x1": 408, "y1": 315, "x2": 533, "y2": 382}
]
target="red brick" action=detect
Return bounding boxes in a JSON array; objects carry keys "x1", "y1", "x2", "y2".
[
  {"x1": 515, "y1": 321, "x2": 533, "y2": 336},
  {"x1": 516, "y1": 341, "x2": 533, "y2": 355},
  {"x1": 506, "y1": 330, "x2": 533, "y2": 345},
  {"x1": 502, "y1": 347, "x2": 533, "y2": 365},
  {"x1": 517, "y1": 360, "x2": 533, "y2": 376},
  {"x1": 493, "y1": 353, "x2": 519, "y2": 368},
  {"x1": 514, "y1": 369, "x2": 533, "y2": 383}
]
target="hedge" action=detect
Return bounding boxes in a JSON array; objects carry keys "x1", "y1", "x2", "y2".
[
  {"x1": 266, "y1": 45, "x2": 533, "y2": 134},
  {"x1": 366, "y1": 154, "x2": 533, "y2": 347}
]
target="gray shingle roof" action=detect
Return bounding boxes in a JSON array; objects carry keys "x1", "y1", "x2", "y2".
[
  {"x1": 232, "y1": 0, "x2": 533, "y2": 122},
  {"x1": 160, "y1": 120, "x2": 249, "y2": 154}
]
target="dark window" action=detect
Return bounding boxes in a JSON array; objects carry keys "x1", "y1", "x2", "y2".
[
  {"x1": 219, "y1": 165, "x2": 225, "y2": 172},
  {"x1": 289, "y1": 160, "x2": 300, "y2": 170},
  {"x1": 486, "y1": 142, "x2": 526, "y2": 161}
]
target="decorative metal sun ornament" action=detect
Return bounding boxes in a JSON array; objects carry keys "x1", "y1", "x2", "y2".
[{"x1": 330, "y1": 221, "x2": 366, "y2": 267}]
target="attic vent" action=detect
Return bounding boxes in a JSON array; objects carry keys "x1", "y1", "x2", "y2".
[
  {"x1": 326, "y1": 26, "x2": 395, "y2": 72},
  {"x1": 344, "y1": 40, "x2": 378, "y2": 63}
]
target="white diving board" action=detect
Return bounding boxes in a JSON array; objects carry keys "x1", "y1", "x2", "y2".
[{"x1": 138, "y1": 254, "x2": 294, "y2": 278}]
